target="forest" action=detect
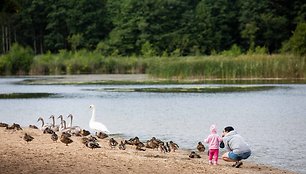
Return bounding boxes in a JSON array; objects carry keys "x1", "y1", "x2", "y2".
[{"x1": 0, "y1": 0, "x2": 306, "y2": 78}]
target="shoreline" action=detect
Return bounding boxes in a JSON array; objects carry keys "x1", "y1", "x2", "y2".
[
  {"x1": 4, "y1": 74, "x2": 305, "y2": 85},
  {"x1": 0, "y1": 127, "x2": 295, "y2": 174}
]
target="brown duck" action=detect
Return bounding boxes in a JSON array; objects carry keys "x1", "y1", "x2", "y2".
[
  {"x1": 51, "y1": 132, "x2": 58, "y2": 142},
  {"x1": 169, "y1": 141, "x2": 179, "y2": 152},
  {"x1": 86, "y1": 141, "x2": 101, "y2": 149},
  {"x1": 189, "y1": 151, "x2": 201, "y2": 158},
  {"x1": 197, "y1": 142, "x2": 205, "y2": 152},
  {"x1": 29, "y1": 125, "x2": 38, "y2": 129},
  {"x1": 60, "y1": 133, "x2": 73, "y2": 146},
  {"x1": 96, "y1": 132, "x2": 108, "y2": 139},
  {"x1": 80, "y1": 129, "x2": 91, "y2": 136},
  {"x1": 23, "y1": 133, "x2": 34, "y2": 143},
  {"x1": 109, "y1": 138, "x2": 118, "y2": 149},
  {"x1": 0, "y1": 122, "x2": 8, "y2": 127},
  {"x1": 119, "y1": 141, "x2": 126, "y2": 150}
]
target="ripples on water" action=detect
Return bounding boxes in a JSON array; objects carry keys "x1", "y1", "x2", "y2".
[{"x1": 0, "y1": 78, "x2": 306, "y2": 173}]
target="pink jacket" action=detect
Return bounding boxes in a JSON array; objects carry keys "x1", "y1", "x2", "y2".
[{"x1": 204, "y1": 124, "x2": 222, "y2": 150}]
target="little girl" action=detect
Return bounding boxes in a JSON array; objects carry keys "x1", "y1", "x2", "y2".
[{"x1": 204, "y1": 124, "x2": 223, "y2": 165}]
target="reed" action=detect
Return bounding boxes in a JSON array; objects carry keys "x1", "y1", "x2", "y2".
[
  {"x1": 29, "y1": 50, "x2": 149, "y2": 75},
  {"x1": 147, "y1": 54, "x2": 306, "y2": 80}
]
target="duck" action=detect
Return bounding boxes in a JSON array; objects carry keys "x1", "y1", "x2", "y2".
[
  {"x1": 51, "y1": 132, "x2": 58, "y2": 142},
  {"x1": 60, "y1": 133, "x2": 73, "y2": 146},
  {"x1": 86, "y1": 141, "x2": 101, "y2": 149},
  {"x1": 23, "y1": 133, "x2": 34, "y2": 143},
  {"x1": 96, "y1": 132, "x2": 108, "y2": 139},
  {"x1": 197, "y1": 142, "x2": 205, "y2": 152},
  {"x1": 0, "y1": 122, "x2": 8, "y2": 127},
  {"x1": 169, "y1": 141, "x2": 179, "y2": 152},
  {"x1": 119, "y1": 141, "x2": 126, "y2": 150},
  {"x1": 49, "y1": 115, "x2": 60, "y2": 132},
  {"x1": 159, "y1": 142, "x2": 167, "y2": 153},
  {"x1": 80, "y1": 129, "x2": 91, "y2": 136},
  {"x1": 109, "y1": 138, "x2": 118, "y2": 149},
  {"x1": 136, "y1": 145, "x2": 146, "y2": 151},
  {"x1": 6, "y1": 123, "x2": 22, "y2": 130},
  {"x1": 29, "y1": 125, "x2": 38, "y2": 129},
  {"x1": 145, "y1": 139, "x2": 159, "y2": 150},
  {"x1": 135, "y1": 141, "x2": 146, "y2": 151},
  {"x1": 165, "y1": 142, "x2": 171, "y2": 152},
  {"x1": 43, "y1": 127, "x2": 55, "y2": 134},
  {"x1": 89, "y1": 105, "x2": 110, "y2": 134},
  {"x1": 189, "y1": 151, "x2": 201, "y2": 158}
]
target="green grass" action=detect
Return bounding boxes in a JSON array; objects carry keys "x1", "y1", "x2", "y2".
[{"x1": 147, "y1": 54, "x2": 306, "y2": 80}]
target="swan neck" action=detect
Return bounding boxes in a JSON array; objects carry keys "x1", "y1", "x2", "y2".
[
  {"x1": 52, "y1": 117, "x2": 55, "y2": 127},
  {"x1": 91, "y1": 107, "x2": 96, "y2": 121},
  {"x1": 41, "y1": 119, "x2": 44, "y2": 127}
]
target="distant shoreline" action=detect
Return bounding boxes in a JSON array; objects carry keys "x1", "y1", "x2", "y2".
[{"x1": 6, "y1": 74, "x2": 306, "y2": 85}]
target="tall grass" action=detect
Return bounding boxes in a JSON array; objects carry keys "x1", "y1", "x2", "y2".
[
  {"x1": 1, "y1": 46, "x2": 305, "y2": 80},
  {"x1": 30, "y1": 50, "x2": 149, "y2": 75},
  {"x1": 148, "y1": 54, "x2": 306, "y2": 79}
]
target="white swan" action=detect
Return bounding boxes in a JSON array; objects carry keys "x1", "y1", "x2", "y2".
[{"x1": 89, "y1": 104, "x2": 110, "y2": 134}]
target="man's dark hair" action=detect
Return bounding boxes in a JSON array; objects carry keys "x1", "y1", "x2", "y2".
[{"x1": 224, "y1": 126, "x2": 234, "y2": 132}]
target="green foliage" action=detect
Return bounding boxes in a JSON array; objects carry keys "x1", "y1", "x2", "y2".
[
  {"x1": 141, "y1": 41, "x2": 156, "y2": 58},
  {"x1": 1, "y1": 43, "x2": 34, "y2": 75},
  {"x1": 67, "y1": 33, "x2": 83, "y2": 52},
  {"x1": 221, "y1": 44, "x2": 242, "y2": 57},
  {"x1": 281, "y1": 22, "x2": 306, "y2": 55}
]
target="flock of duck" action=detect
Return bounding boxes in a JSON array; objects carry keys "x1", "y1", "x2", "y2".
[{"x1": 1, "y1": 104, "x2": 206, "y2": 158}]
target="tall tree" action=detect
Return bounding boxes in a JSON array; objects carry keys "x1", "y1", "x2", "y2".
[{"x1": 0, "y1": 0, "x2": 20, "y2": 54}]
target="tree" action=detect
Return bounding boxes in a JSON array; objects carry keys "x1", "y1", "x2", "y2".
[
  {"x1": 0, "y1": 0, "x2": 20, "y2": 54},
  {"x1": 281, "y1": 22, "x2": 306, "y2": 55}
]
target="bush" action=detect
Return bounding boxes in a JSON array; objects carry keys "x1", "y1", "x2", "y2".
[
  {"x1": 221, "y1": 44, "x2": 242, "y2": 57},
  {"x1": 3, "y1": 43, "x2": 34, "y2": 75}
]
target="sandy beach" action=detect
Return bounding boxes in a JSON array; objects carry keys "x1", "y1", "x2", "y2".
[{"x1": 0, "y1": 127, "x2": 294, "y2": 174}]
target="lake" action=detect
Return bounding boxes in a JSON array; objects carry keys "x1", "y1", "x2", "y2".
[{"x1": 0, "y1": 76, "x2": 305, "y2": 173}]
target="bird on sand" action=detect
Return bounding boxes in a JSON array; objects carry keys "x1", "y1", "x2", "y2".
[
  {"x1": 60, "y1": 133, "x2": 73, "y2": 146},
  {"x1": 189, "y1": 151, "x2": 201, "y2": 158},
  {"x1": 119, "y1": 141, "x2": 126, "y2": 150},
  {"x1": 96, "y1": 131, "x2": 108, "y2": 139},
  {"x1": 89, "y1": 105, "x2": 110, "y2": 134},
  {"x1": 86, "y1": 141, "x2": 101, "y2": 149},
  {"x1": 169, "y1": 141, "x2": 179, "y2": 152},
  {"x1": 51, "y1": 132, "x2": 58, "y2": 142},
  {"x1": 23, "y1": 133, "x2": 34, "y2": 143},
  {"x1": 197, "y1": 142, "x2": 205, "y2": 152},
  {"x1": 80, "y1": 129, "x2": 91, "y2": 136},
  {"x1": 109, "y1": 138, "x2": 118, "y2": 149}
]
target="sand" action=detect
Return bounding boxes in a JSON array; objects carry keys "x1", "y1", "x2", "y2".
[{"x1": 0, "y1": 127, "x2": 294, "y2": 174}]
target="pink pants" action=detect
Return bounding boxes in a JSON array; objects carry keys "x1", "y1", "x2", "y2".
[{"x1": 209, "y1": 149, "x2": 219, "y2": 162}]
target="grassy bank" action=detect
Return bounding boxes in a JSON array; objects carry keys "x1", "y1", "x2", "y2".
[
  {"x1": 148, "y1": 54, "x2": 306, "y2": 80},
  {"x1": 1, "y1": 47, "x2": 305, "y2": 80}
]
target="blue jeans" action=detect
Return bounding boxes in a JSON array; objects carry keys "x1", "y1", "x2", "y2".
[{"x1": 228, "y1": 151, "x2": 251, "y2": 161}]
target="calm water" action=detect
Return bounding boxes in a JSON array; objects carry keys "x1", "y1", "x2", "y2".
[{"x1": 0, "y1": 77, "x2": 306, "y2": 173}]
